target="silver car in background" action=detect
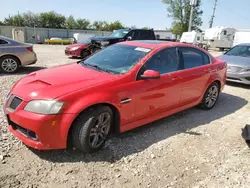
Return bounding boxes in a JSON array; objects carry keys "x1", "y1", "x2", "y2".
[
  {"x1": 220, "y1": 43, "x2": 250, "y2": 85},
  {"x1": 0, "y1": 36, "x2": 37, "y2": 73}
]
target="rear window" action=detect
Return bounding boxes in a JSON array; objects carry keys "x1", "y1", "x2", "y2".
[{"x1": 180, "y1": 47, "x2": 210, "y2": 69}]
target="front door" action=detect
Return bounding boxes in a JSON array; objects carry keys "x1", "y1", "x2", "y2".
[{"x1": 133, "y1": 47, "x2": 182, "y2": 121}]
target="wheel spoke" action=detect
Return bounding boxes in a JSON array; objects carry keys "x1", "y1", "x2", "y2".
[
  {"x1": 98, "y1": 113, "x2": 105, "y2": 124},
  {"x1": 91, "y1": 135, "x2": 99, "y2": 147},
  {"x1": 211, "y1": 95, "x2": 217, "y2": 101}
]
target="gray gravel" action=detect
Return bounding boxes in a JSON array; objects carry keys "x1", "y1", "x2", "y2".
[{"x1": 0, "y1": 45, "x2": 250, "y2": 188}]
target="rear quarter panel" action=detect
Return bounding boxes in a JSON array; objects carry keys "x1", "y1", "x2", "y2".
[
  {"x1": 208, "y1": 56, "x2": 227, "y2": 91},
  {"x1": 0, "y1": 44, "x2": 36, "y2": 65}
]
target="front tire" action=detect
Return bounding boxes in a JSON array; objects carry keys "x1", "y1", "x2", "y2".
[
  {"x1": 200, "y1": 82, "x2": 220, "y2": 110},
  {"x1": 0, "y1": 56, "x2": 20, "y2": 73},
  {"x1": 71, "y1": 106, "x2": 113, "y2": 153},
  {"x1": 80, "y1": 50, "x2": 91, "y2": 59}
]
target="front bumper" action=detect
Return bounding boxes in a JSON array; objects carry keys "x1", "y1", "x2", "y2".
[
  {"x1": 4, "y1": 96, "x2": 75, "y2": 150},
  {"x1": 65, "y1": 49, "x2": 81, "y2": 57},
  {"x1": 227, "y1": 71, "x2": 250, "y2": 85}
]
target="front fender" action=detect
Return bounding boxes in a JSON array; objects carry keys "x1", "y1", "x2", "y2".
[{"x1": 58, "y1": 92, "x2": 121, "y2": 144}]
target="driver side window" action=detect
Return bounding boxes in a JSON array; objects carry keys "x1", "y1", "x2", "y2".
[{"x1": 138, "y1": 47, "x2": 179, "y2": 78}]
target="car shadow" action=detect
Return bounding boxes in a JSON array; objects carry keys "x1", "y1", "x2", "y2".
[
  {"x1": 0, "y1": 66, "x2": 46, "y2": 76},
  {"x1": 68, "y1": 56, "x2": 82, "y2": 60},
  {"x1": 31, "y1": 93, "x2": 247, "y2": 163},
  {"x1": 226, "y1": 81, "x2": 250, "y2": 89}
]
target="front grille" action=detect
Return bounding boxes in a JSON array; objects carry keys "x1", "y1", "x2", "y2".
[{"x1": 7, "y1": 115, "x2": 39, "y2": 141}]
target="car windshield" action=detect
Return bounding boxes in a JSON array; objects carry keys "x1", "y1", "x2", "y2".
[
  {"x1": 109, "y1": 30, "x2": 129, "y2": 38},
  {"x1": 80, "y1": 44, "x2": 151, "y2": 74},
  {"x1": 79, "y1": 39, "x2": 91, "y2": 44},
  {"x1": 225, "y1": 45, "x2": 250, "y2": 57}
]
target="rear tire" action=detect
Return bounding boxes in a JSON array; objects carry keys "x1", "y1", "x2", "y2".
[
  {"x1": 200, "y1": 82, "x2": 220, "y2": 110},
  {"x1": 0, "y1": 56, "x2": 20, "y2": 73},
  {"x1": 71, "y1": 106, "x2": 113, "y2": 153}
]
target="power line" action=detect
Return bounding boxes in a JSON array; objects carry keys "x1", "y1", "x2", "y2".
[{"x1": 209, "y1": 0, "x2": 218, "y2": 28}]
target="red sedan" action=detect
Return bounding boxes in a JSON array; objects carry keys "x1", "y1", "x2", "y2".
[
  {"x1": 3, "y1": 41, "x2": 227, "y2": 153},
  {"x1": 65, "y1": 39, "x2": 91, "y2": 58}
]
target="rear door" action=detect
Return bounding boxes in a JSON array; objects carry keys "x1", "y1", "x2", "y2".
[{"x1": 178, "y1": 47, "x2": 211, "y2": 105}]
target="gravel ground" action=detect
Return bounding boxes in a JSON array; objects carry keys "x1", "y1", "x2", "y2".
[{"x1": 0, "y1": 45, "x2": 250, "y2": 188}]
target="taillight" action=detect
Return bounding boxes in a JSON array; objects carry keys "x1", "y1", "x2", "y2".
[{"x1": 27, "y1": 46, "x2": 33, "y2": 52}]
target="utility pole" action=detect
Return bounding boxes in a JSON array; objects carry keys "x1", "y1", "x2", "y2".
[
  {"x1": 209, "y1": 0, "x2": 218, "y2": 28},
  {"x1": 188, "y1": 0, "x2": 197, "y2": 32}
]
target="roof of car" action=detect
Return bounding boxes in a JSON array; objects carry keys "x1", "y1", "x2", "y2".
[
  {"x1": 237, "y1": 43, "x2": 250, "y2": 46},
  {"x1": 121, "y1": 40, "x2": 193, "y2": 49}
]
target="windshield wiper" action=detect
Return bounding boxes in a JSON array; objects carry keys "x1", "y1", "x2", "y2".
[{"x1": 81, "y1": 61, "x2": 114, "y2": 74}]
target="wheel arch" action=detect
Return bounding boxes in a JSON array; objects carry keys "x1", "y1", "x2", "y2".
[
  {"x1": 66, "y1": 102, "x2": 121, "y2": 148},
  {"x1": 0, "y1": 54, "x2": 22, "y2": 66}
]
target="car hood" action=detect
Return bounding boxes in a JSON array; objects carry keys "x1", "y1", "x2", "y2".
[
  {"x1": 66, "y1": 43, "x2": 88, "y2": 48},
  {"x1": 11, "y1": 63, "x2": 118, "y2": 101},
  {"x1": 220, "y1": 55, "x2": 250, "y2": 68},
  {"x1": 91, "y1": 36, "x2": 122, "y2": 41}
]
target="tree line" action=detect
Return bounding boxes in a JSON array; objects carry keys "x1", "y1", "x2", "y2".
[
  {"x1": 0, "y1": 1, "x2": 203, "y2": 36},
  {"x1": 0, "y1": 11, "x2": 151, "y2": 31}
]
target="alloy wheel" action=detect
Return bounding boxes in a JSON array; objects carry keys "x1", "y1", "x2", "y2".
[
  {"x1": 205, "y1": 85, "x2": 219, "y2": 108},
  {"x1": 1, "y1": 58, "x2": 18, "y2": 73},
  {"x1": 89, "y1": 112, "x2": 111, "y2": 148}
]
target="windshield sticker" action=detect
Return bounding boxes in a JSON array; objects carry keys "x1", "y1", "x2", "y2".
[
  {"x1": 135, "y1": 47, "x2": 151, "y2": 53},
  {"x1": 123, "y1": 31, "x2": 129, "y2": 34}
]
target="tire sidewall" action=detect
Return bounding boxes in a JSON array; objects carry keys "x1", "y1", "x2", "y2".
[{"x1": 73, "y1": 106, "x2": 113, "y2": 153}]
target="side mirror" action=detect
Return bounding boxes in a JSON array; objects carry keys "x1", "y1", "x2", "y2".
[
  {"x1": 141, "y1": 70, "x2": 160, "y2": 80},
  {"x1": 126, "y1": 36, "x2": 132, "y2": 41}
]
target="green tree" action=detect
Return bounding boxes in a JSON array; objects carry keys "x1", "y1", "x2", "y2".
[
  {"x1": 65, "y1": 15, "x2": 77, "y2": 29},
  {"x1": 22, "y1": 11, "x2": 40, "y2": 27},
  {"x1": 141, "y1": 26, "x2": 151, "y2": 30},
  {"x1": 107, "y1": 21, "x2": 125, "y2": 31},
  {"x1": 4, "y1": 14, "x2": 24, "y2": 26},
  {"x1": 162, "y1": 0, "x2": 203, "y2": 35},
  {"x1": 92, "y1": 21, "x2": 107, "y2": 31},
  {"x1": 39, "y1": 11, "x2": 66, "y2": 28},
  {"x1": 0, "y1": 21, "x2": 4, "y2": 25},
  {"x1": 76, "y1": 18, "x2": 90, "y2": 30}
]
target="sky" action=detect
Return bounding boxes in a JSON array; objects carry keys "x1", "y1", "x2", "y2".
[{"x1": 1, "y1": 0, "x2": 250, "y2": 30}]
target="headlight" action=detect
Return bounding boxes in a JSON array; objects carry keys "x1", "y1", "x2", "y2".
[
  {"x1": 101, "y1": 41, "x2": 109, "y2": 46},
  {"x1": 71, "y1": 47, "x2": 80, "y2": 51},
  {"x1": 24, "y1": 100, "x2": 64, "y2": 115},
  {"x1": 243, "y1": 68, "x2": 250, "y2": 72}
]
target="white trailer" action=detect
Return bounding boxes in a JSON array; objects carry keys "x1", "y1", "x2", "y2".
[
  {"x1": 203, "y1": 26, "x2": 236, "y2": 51},
  {"x1": 233, "y1": 30, "x2": 250, "y2": 46},
  {"x1": 180, "y1": 31, "x2": 204, "y2": 45}
]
